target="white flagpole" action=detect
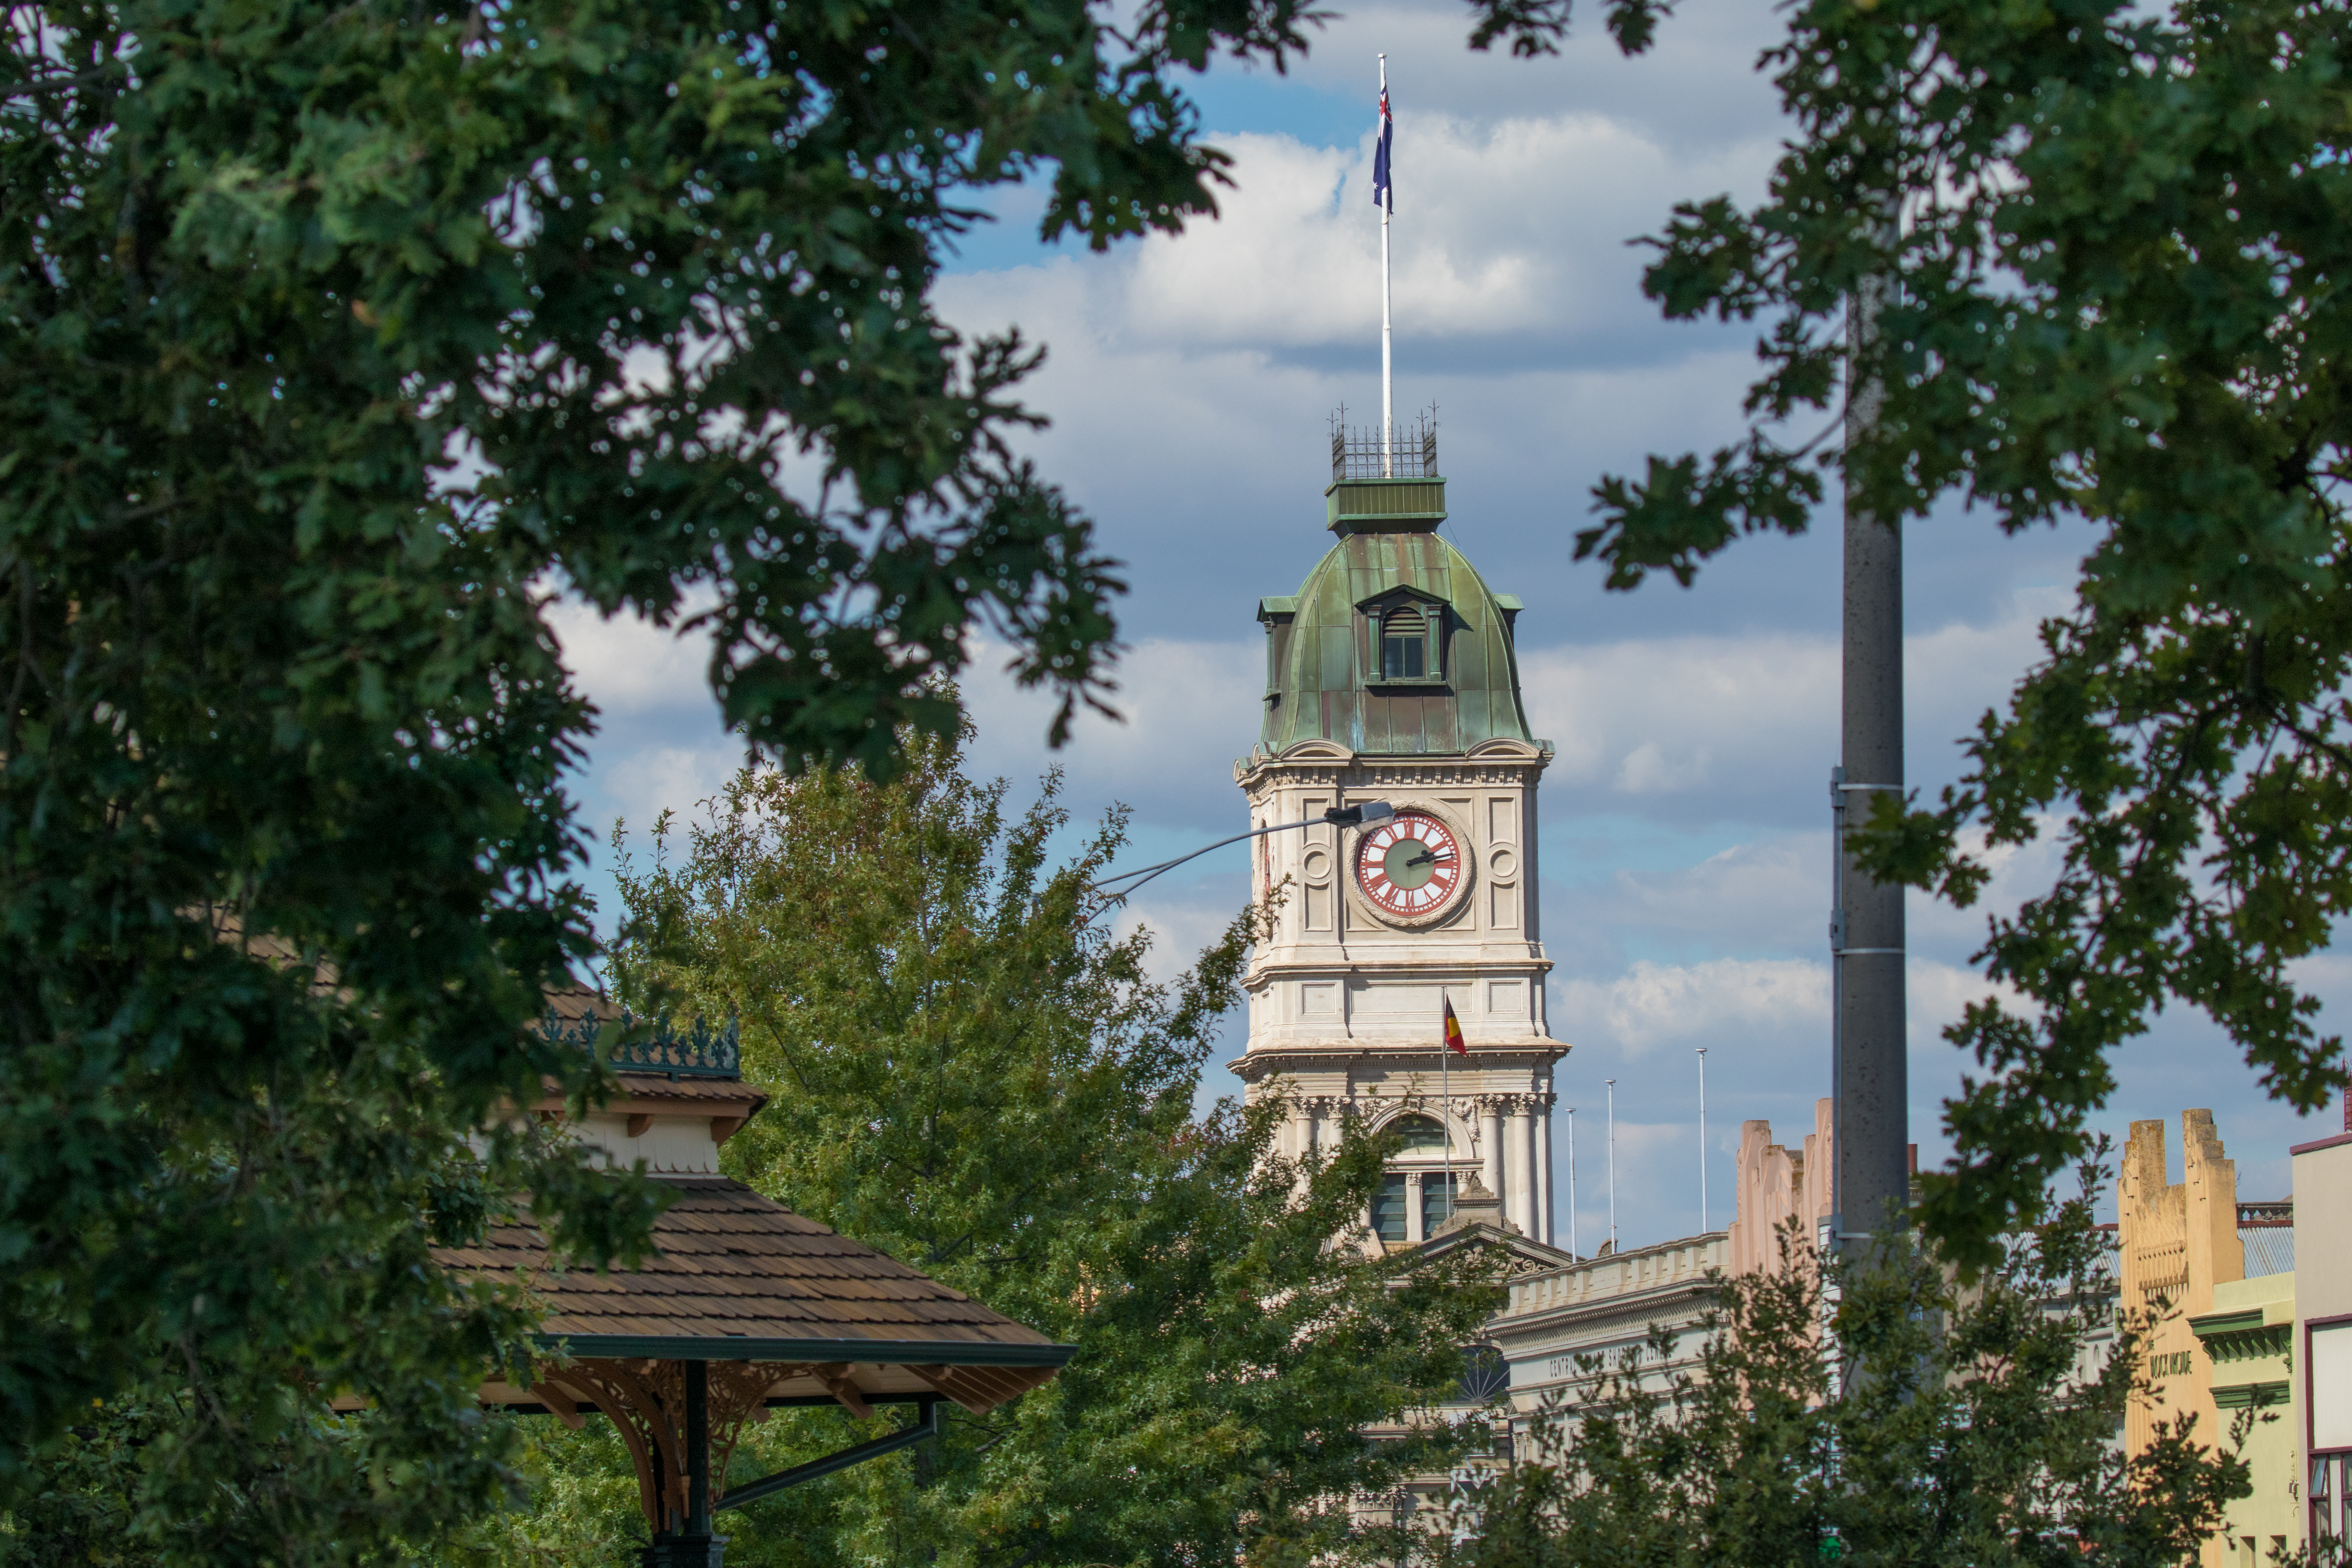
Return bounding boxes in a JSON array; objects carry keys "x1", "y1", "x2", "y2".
[
  {"x1": 1378, "y1": 53, "x2": 1393, "y2": 478},
  {"x1": 1606, "y1": 1078, "x2": 1618, "y2": 1254},
  {"x1": 1698, "y1": 1047, "x2": 1710, "y2": 1232},
  {"x1": 1566, "y1": 1106, "x2": 1578, "y2": 1258},
  {"x1": 1441, "y1": 1008, "x2": 1452, "y2": 1224}
]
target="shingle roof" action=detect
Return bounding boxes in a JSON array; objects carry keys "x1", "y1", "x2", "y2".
[{"x1": 436, "y1": 1176, "x2": 1070, "y2": 1413}]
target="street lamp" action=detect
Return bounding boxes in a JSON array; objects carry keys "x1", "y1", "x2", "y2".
[{"x1": 1089, "y1": 800, "x2": 1396, "y2": 901}]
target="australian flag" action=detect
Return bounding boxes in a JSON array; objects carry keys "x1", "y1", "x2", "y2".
[{"x1": 1372, "y1": 85, "x2": 1393, "y2": 212}]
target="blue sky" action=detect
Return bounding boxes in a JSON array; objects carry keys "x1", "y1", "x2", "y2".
[{"x1": 551, "y1": 0, "x2": 2343, "y2": 1247}]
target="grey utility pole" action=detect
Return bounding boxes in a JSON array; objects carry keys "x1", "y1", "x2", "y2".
[{"x1": 1831, "y1": 277, "x2": 1907, "y2": 1249}]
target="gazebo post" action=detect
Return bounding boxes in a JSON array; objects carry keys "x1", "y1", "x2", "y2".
[
  {"x1": 685, "y1": 1360, "x2": 711, "y2": 1535},
  {"x1": 641, "y1": 1358, "x2": 722, "y2": 1567}
]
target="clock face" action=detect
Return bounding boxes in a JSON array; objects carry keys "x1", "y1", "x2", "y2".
[{"x1": 1355, "y1": 810, "x2": 1465, "y2": 920}]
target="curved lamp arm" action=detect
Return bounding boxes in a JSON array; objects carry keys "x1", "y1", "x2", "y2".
[{"x1": 1089, "y1": 801, "x2": 1395, "y2": 903}]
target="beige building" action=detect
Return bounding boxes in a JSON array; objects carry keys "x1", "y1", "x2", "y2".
[
  {"x1": 1481, "y1": 1101, "x2": 1836, "y2": 1455},
  {"x1": 2119, "y1": 1112, "x2": 2300, "y2": 1568}
]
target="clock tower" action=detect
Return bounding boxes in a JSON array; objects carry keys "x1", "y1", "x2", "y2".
[{"x1": 1235, "y1": 420, "x2": 1567, "y2": 1250}]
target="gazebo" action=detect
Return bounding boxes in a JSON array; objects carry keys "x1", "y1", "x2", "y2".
[{"x1": 435, "y1": 993, "x2": 1073, "y2": 1566}]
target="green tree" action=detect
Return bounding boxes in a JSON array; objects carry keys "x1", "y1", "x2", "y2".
[
  {"x1": 1573, "y1": 0, "x2": 2352, "y2": 1261},
  {"x1": 1432, "y1": 1172, "x2": 2245, "y2": 1568},
  {"x1": 581, "y1": 726, "x2": 1506, "y2": 1568},
  {"x1": 4, "y1": 0, "x2": 1619, "y2": 1555}
]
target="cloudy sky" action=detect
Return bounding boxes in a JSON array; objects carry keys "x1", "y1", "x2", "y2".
[{"x1": 551, "y1": 0, "x2": 2345, "y2": 1249}]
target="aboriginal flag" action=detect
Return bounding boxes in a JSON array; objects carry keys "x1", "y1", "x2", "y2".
[{"x1": 1442, "y1": 996, "x2": 1467, "y2": 1055}]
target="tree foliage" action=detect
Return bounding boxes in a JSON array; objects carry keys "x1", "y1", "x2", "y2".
[
  {"x1": 1433, "y1": 1175, "x2": 2244, "y2": 1568},
  {"x1": 0, "y1": 0, "x2": 1642, "y2": 1553},
  {"x1": 591, "y1": 727, "x2": 1505, "y2": 1568},
  {"x1": 1579, "y1": 0, "x2": 2352, "y2": 1261}
]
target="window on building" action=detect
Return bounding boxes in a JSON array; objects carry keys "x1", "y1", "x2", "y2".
[
  {"x1": 1380, "y1": 606, "x2": 1428, "y2": 680},
  {"x1": 1372, "y1": 1173, "x2": 1409, "y2": 1244},
  {"x1": 1387, "y1": 1114, "x2": 1450, "y2": 1156},
  {"x1": 1422, "y1": 1170, "x2": 1456, "y2": 1235},
  {"x1": 1452, "y1": 1343, "x2": 1510, "y2": 1405}
]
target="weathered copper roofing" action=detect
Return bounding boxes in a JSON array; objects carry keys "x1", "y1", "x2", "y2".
[
  {"x1": 1257, "y1": 499, "x2": 1537, "y2": 755},
  {"x1": 436, "y1": 1176, "x2": 1069, "y2": 1411}
]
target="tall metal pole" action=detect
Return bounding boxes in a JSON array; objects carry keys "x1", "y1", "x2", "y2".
[
  {"x1": 1697, "y1": 1047, "x2": 1709, "y2": 1233},
  {"x1": 1565, "y1": 1107, "x2": 1578, "y2": 1258},
  {"x1": 1604, "y1": 1078, "x2": 1617, "y2": 1254},
  {"x1": 1831, "y1": 274, "x2": 1907, "y2": 1251},
  {"x1": 1378, "y1": 53, "x2": 1394, "y2": 477}
]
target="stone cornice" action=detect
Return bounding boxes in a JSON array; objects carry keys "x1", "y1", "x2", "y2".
[
  {"x1": 1236, "y1": 742, "x2": 1552, "y2": 793},
  {"x1": 1258, "y1": 1089, "x2": 1562, "y2": 1114},
  {"x1": 1245, "y1": 955, "x2": 1553, "y2": 980},
  {"x1": 1231, "y1": 1047, "x2": 1563, "y2": 1082},
  {"x1": 1487, "y1": 1278, "x2": 1722, "y2": 1349}
]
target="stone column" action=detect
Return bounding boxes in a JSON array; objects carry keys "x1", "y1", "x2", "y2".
[
  {"x1": 1535, "y1": 1098, "x2": 1554, "y2": 1246},
  {"x1": 1406, "y1": 1172, "x2": 1426, "y2": 1244},
  {"x1": 1481, "y1": 1098, "x2": 1505, "y2": 1201},
  {"x1": 1501, "y1": 1097, "x2": 1530, "y2": 1234}
]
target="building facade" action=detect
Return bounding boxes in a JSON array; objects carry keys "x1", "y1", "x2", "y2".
[
  {"x1": 2293, "y1": 1101, "x2": 2352, "y2": 1558},
  {"x1": 1479, "y1": 1102, "x2": 1835, "y2": 1457},
  {"x1": 1232, "y1": 438, "x2": 1566, "y2": 1245},
  {"x1": 2119, "y1": 1111, "x2": 2301, "y2": 1568}
]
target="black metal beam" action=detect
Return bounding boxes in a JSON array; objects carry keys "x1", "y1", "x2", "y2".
[{"x1": 714, "y1": 1399, "x2": 939, "y2": 1514}]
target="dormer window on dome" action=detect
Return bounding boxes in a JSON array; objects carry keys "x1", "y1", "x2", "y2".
[
  {"x1": 1381, "y1": 605, "x2": 1428, "y2": 680},
  {"x1": 1363, "y1": 592, "x2": 1448, "y2": 688}
]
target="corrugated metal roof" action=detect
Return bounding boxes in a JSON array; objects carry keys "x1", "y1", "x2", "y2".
[{"x1": 2241, "y1": 1225, "x2": 2296, "y2": 1279}]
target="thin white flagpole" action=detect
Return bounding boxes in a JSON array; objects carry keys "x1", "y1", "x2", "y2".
[
  {"x1": 1606, "y1": 1078, "x2": 1618, "y2": 1253},
  {"x1": 1698, "y1": 1047, "x2": 1709, "y2": 1232},
  {"x1": 1441, "y1": 1004, "x2": 1452, "y2": 1225},
  {"x1": 1566, "y1": 1106, "x2": 1578, "y2": 1258},
  {"x1": 1378, "y1": 53, "x2": 1393, "y2": 478}
]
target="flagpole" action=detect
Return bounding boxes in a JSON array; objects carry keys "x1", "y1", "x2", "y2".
[
  {"x1": 1377, "y1": 53, "x2": 1393, "y2": 478},
  {"x1": 1441, "y1": 1002, "x2": 1452, "y2": 1223},
  {"x1": 1566, "y1": 1107, "x2": 1578, "y2": 1258},
  {"x1": 1697, "y1": 1047, "x2": 1709, "y2": 1231},
  {"x1": 1606, "y1": 1078, "x2": 1618, "y2": 1254}
]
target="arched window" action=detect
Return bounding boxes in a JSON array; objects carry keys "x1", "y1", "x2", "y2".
[
  {"x1": 1372, "y1": 1172, "x2": 1410, "y2": 1244},
  {"x1": 1380, "y1": 605, "x2": 1427, "y2": 680},
  {"x1": 1451, "y1": 1344, "x2": 1510, "y2": 1405},
  {"x1": 1386, "y1": 1114, "x2": 1450, "y2": 1156}
]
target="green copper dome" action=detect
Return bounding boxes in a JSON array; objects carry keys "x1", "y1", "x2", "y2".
[{"x1": 1256, "y1": 477, "x2": 1536, "y2": 755}]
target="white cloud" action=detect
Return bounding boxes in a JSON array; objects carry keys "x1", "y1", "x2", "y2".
[
  {"x1": 1272, "y1": 0, "x2": 1789, "y2": 157},
  {"x1": 961, "y1": 635, "x2": 1265, "y2": 834},
  {"x1": 1557, "y1": 956, "x2": 1828, "y2": 1055},
  {"x1": 546, "y1": 594, "x2": 715, "y2": 718},
  {"x1": 595, "y1": 744, "x2": 742, "y2": 845},
  {"x1": 1091, "y1": 116, "x2": 1773, "y2": 360}
]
